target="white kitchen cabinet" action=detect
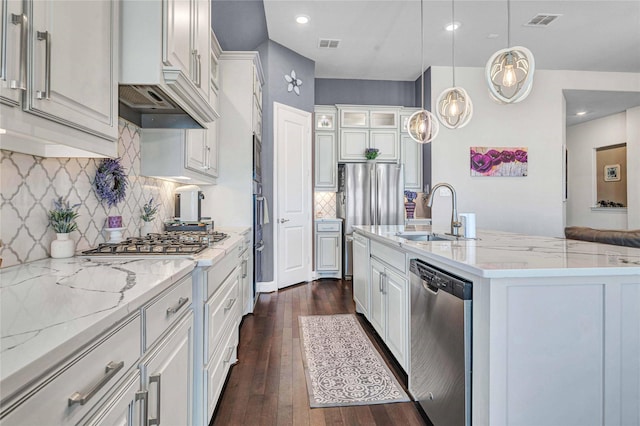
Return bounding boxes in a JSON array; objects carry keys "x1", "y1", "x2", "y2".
[
  {"x1": 352, "y1": 232, "x2": 370, "y2": 316},
  {"x1": 0, "y1": 314, "x2": 141, "y2": 425},
  {"x1": 365, "y1": 236, "x2": 409, "y2": 370},
  {"x1": 239, "y1": 230, "x2": 254, "y2": 315},
  {"x1": 140, "y1": 312, "x2": 194, "y2": 426},
  {"x1": 315, "y1": 107, "x2": 336, "y2": 131},
  {"x1": 79, "y1": 371, "x2": 143, "y2": 426},
  {"x1": 0, "y1": 0, "x2": 119, "y2": 157},
  {"x1": 339, "y1": 129, "x2": 369, "y2": 161},
  {"x1": 369, "y1": 258, "x2": 386, "y2": 337},
  {"x1": 314, "y1": 132, "x2": 337, "y2": 191},
  {"x1": 315, "y1": 220, "x2": 342, "y2": 279},
  {"x1": 400, "y1": 109, "x2": 423, "y2": 191},
  {"x1": 120, "y1": 0, "x2": 215, "y2": 127},
  {"x1": 140, "y1": 128, "x2": 217, "y2": 185},
  {"x1": 337, "y1": 106, "x2": 400, "y2": 162},
  {"x1": 205, "y1": 52, "x2": 263, "y2": 228}
]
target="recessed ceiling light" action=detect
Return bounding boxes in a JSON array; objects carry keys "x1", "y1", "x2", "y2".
[
  {"x1": 296, "y1": 15, "x2": 309, "y2": 24},
  {"x1": 445, "y1": 21, "x2": 461, "y2": 31},
  {"x1": 576, "y1": 111, "x2": 587, "y2": 116},
  {"x1": 487, "y1": 33, "x2": 499, "y2": 39}
]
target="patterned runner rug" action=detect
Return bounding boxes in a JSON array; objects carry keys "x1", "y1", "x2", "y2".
[{"x1": 299, "y1": 314, "x2": 410, "y2": 408}]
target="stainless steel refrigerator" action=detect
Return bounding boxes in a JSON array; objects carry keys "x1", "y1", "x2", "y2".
[{"x1": 337, "y1": 162, "x2": 405, "y2": 278}]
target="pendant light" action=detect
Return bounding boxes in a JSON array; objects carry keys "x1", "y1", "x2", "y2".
[
  {"x1": 485, "y1": 0, "x2": 535, "y2": 104},
  {"x1": 407, "y1": 0, "x2": 439, "y2": 144},
  {"x1": 436, "y1": 0, "x2": 473, "y2": 129}
]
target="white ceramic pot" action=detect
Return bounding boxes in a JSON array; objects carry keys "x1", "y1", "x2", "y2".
[
  {"x1": 141, "y1": 222, "x2": 153, "y2": 236},
  {"x1": 51, "y1": 233, "x2": 75, "y2": 258}
]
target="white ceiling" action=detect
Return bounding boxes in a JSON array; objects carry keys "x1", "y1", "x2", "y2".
[{"x1": 263, "y1": 0, "x2": 640, "y2": 124}]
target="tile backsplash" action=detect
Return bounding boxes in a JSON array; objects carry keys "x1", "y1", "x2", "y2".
[
  {"x1": 0, "y1": 119, "x2": 179, "y2": 268},
  {"x1": 315, "y1": 192, "x2": 337, "y2": 218}
]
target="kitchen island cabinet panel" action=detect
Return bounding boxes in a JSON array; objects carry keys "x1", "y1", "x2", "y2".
[
  {"x1": 352, "y1": 224, "x2": 640, "y2": 426},
  {"x1": 352, "y1": 232, "x2": 371, "y2": 316}
]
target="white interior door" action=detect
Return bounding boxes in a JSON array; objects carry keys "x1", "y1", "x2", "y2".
[{"x1": 274, "y1": 102, "x2": 312, "y2": 289}]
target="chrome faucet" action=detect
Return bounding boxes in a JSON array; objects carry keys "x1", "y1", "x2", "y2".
[{"x1": 426, "y1": 182, "x2": 462, "y2": 237}]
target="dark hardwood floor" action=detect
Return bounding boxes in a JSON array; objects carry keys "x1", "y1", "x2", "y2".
[{"x1": 211, "y1": 279, "x2": 427, "y2": 426}]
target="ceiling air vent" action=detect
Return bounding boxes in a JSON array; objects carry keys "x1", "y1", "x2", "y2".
[
  {"x1": 318, "y1": 39, "x2": 340, "y2": 49},
  {"x1": 524, "y1": 14, "x2": 562, "y2": 27}
]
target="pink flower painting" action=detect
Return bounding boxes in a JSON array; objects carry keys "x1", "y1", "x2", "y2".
[{"x1": 470, "y1": 147, "x2": 528, "y2": 177}]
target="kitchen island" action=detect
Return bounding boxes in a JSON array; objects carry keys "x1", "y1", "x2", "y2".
[{"x1": 354, "y1": 224, "x2": 640, "y2": 426}]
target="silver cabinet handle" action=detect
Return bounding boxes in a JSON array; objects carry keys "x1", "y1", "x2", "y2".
[
  {"x1": 166, "y1": 296, "x2": 189, "y2": 315},
  {"x1": 224, "y1": 298, "x2": 236, "y2": 312},
  {"x1": 148, "y1": 374, "x2": 161, "y2": 426},
  {"x1": 242, "y1": 259, "x2": 248, "y2": 278},
  {"x1": 279, "y1": 218, "x2": 290, "y2": 223},
  {"x1": 197, "y1": 53, "x2": 202, "y2": 88},
  {"x1": 135, "y1": 390, "x2": 148, "y2": 426},
  {"x1": 382, "y1": 272, "x2": 387, "y2": 294},
  {"x1": 223, "y1": 346, "x2": 234, "y2": 363},
  {"x1": 206, "y1": 145, "x2": 211, "y2": 169},
  {"x1": 378, "y1": 272, "x2": 383, "y2": 293},
  {"x1": 68, "y1": 361, "x2": 124, "y2": 406},
  {"x1": 36, "y1": 31, "x2": 51, "y2": 100},
  {"x1": 9, "y1": 13, "x2": 27, "y2": 91}
]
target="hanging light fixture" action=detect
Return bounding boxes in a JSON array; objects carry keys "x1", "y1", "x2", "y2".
[
  {"x1": 407, "y1": 0, "x2": 439, "y2": 143},
  {"x1": 436, "y1": 0, "x2": 473, "y2": 129},
  {"x1": 485, "y1": 0, "x2": 535, "y2": 104}
]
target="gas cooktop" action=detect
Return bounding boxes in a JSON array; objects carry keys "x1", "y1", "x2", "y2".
[{"x1": 81, "y1": 231, "x2": 229, "y2": 256}]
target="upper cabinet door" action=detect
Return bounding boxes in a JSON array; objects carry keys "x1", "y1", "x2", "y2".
[
  {"x1": 193, "y1": 0, "x2": 210, "y2": 100},
  {"x1": 164, "y1": 0, "x2": 193, "y2": 74},
  {"x1": 0, "y1": 0, "x2": 24, "y2": 106},
  {"x1": 27, "y1": 0, "x2": 117, "y2": 140}
]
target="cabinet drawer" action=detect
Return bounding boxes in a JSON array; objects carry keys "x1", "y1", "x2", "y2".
[
  {"x1": 144, "y1": 274, "x2": 193, "y2": 350},
  {"x1": 316, "y1": 222, "x2": 341, "y2": 232},
  {"x1": 1, "y1": 315, "x2": 141, "y2": 425},
  {"x1": 371, "y1": 240, "x2": 406, "y2": 273},
  {"x1": 205, "y1": 267, "x2": 241, "y2": 362},
  {"x1": 206, "y1": 321, "x2": 239, "y2": 420},
  {"x1": 207, "y1": 251, "x2": 237, "y2": 299}
]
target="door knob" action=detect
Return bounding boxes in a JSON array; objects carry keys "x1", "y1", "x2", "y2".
[{"x1": 279, "y1": 218, "x2": 290, "y2": 223}]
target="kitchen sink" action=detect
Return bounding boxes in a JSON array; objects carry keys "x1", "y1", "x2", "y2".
[{"x1": 396, "y1": 232, "x2": 450, "y2": 241}]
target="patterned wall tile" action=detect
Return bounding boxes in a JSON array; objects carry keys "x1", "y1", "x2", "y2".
[
  {"x1": 0, "y1": 119, "x2": 180, "y2": 268},
  {"x1": 314, "y1": 192, "x2": 337, "y2": 218}
]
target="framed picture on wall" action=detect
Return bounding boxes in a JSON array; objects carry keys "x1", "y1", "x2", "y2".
[{"x1": 604, "y1": 164, "x2": 621, "y2": 181}]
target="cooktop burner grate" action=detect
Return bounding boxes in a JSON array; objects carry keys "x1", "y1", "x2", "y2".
[{"x1": 82, "y1": 231, "x2": 229, "y2": 256}]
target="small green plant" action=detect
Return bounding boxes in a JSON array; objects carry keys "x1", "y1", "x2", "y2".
[
  {"x1": 48, "y1": 197, "x2": 80, "y2": 233},
  {"x1": 365, "y1": 148, "x2": 379, "y2": 160},
  {"x1": 141, "y1": 198, "x2": 159, "y2": 222}
]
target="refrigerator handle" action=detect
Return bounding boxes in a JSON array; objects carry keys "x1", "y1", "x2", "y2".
[{"x1": 370, "y1": 164, "x2": 377, "y2": 227}]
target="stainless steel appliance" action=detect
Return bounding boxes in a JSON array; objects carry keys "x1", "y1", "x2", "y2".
[
  {"x1": 253, "y1": 132, "x2": 265, "y2": 284},
  {"x1": 174, "y1": 185, "x2": 205, "y2": 222},
  {"x1": 409, "y1": 258, "x2": 472, "y2": 426},
  {"x1": 337, "y1": 163, "x2": 404, "y2": 278},
  {"x1": 81, "y1": 230, "x2": 229, "y2": 257}
]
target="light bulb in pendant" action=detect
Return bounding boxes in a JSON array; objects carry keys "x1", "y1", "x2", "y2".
[
  {"x1": 447, "y1": 98, "x2": 460, "y2": 116},
  {"x1": 502, "y1": 63, "x2": 516, "y2": 87}
]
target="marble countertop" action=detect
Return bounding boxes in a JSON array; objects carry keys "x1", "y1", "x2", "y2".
[
  {"x1": 0, "y1": 227, "x2": 250, "y2": 397},
  {"x1": 0, "y1": 256, "x2": 196, "y2": 396},
  {"x1": 354, "y1": 225, "x2": 640, "y2": 278}
]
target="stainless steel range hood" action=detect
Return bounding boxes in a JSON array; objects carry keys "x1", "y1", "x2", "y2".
[{"x1": 118, "y1": 85, "x2": 210, "y2": 129}]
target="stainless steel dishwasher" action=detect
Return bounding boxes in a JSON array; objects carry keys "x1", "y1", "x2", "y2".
[{"x1": 409, "y1": 259, "x2": 472, "y2": 426}]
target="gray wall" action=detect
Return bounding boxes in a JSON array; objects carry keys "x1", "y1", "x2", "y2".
[
  {"x1": 256, "y1": 39, "x2": 316, "y2": 282},
  {"x1": 416, "y1": 68, "x2": 433, "y2": 194},
  {"x1": 315, "y1": 79, "x2": 417, "y2": 107},
  {"x1": 211, "y1": 0, "x2": 268, "y2": 50}
]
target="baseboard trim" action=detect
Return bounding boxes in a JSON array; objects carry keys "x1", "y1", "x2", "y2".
[{"x1": 256, "y1": 280, "x2": 277, "y2": 293}]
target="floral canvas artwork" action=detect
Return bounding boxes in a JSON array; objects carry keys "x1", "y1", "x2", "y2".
[{"x1": 470, "y1": 147, "x2": 528, "y2": 177}]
